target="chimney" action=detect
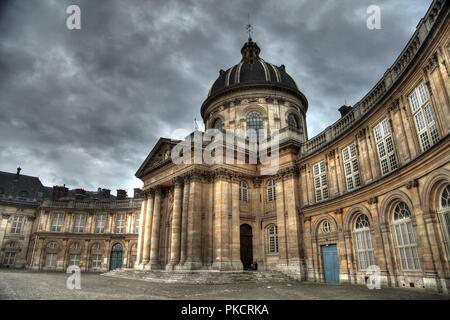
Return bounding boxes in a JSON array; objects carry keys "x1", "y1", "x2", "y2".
[
  {"x1": 133, "y1": 188, "x2": 143, "y2": 199},
  {"x1": 52, "y1": 185, "x2": 69, "y2": 200},
  {"x1": 102, "y1": 188, "x2": 111, "y2": 198},
  {"x1": 338, "y1": 105, "x2": 353, "y2": 118},
  {"x1": 116, "y1": 189, "x2": 127, "y2": 200},
  {"x1": 74, "y1": 188, "x2": 87, "y2": 200}
]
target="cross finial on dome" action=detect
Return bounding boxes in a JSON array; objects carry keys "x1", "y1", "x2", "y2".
[{"x1": 245, "y1": 13, "x2": 253, "y2": 41}]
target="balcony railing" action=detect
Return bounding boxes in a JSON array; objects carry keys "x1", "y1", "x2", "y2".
[
  {"x1": 298, "y1": 0, "x2": 443, "y2": 157},
  {"x1": 41, "y1": 199, "x2": 141, "y2": 210}
]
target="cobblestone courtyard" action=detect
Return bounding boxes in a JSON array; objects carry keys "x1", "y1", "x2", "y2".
[{"x1": 0, "y1": 270, "x2": 449, "y2": 300}]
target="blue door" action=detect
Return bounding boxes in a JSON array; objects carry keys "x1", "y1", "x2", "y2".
[
  {"x1": 109, "y1": 243, "x2": 123, "y2": 270},
  {"x1": 321, "y1": 244, "x2": 339, "y2": 284}
]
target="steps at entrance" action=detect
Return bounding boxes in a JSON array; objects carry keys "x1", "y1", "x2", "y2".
[{"x1": 102, "y1": 269, "x2": 294, "y2": 284}]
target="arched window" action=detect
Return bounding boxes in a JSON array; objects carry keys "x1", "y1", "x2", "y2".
[
  {"x1": 353, "y1": 214, "x2": 375, "y2": 270},
  {"x1": 267, "y1": 179, "x2": 276, "y2": 202},
  {"x1": 438, "y1": 185, "x2": 450, "y2": 255},
  {"x1": 247, "y1": 111, "x2": 263, "y2": 141},
  {"x1": 239, "y1": 181, "x2": 249, "y2": 202},
  {"x1": 70, "y1": 242, "x2": 81, "y2": 251},
  {"x1": 91, "y1": 242, "x2": 101, "y2": 251},
  {"x1": 392, "y1": 202, "x2": 420, "y2": 270},
  {"x1": 212, "y1": 118, "x2": 223, "y2": 130},
  {"x1": 267, "y1": 225, "x2": 279, "y2": 254},
  {"x1": 287, "y1": 114, "x2": 299, "y2": 130},
  {"x1": 46, "y1": 241, "x2": 58, "y2": 250}
]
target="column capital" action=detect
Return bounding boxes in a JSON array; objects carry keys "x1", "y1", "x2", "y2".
[
  {"x1": 172, "y1": 176, "x2": 184, "y2": 187},
  {"x1": 154, "y1": 187, "x2": 162, "y2": 196},
  {"x1": 278, "y1": 165, "x2": 299, "y2": 179},
  {"x1": 214, "y1": 168, "x2": 232, "y2": 181}
]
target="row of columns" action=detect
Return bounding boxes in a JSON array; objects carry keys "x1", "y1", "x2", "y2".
[{"x1": 135, "y1": 171, "x2": 246, "y2": 271}]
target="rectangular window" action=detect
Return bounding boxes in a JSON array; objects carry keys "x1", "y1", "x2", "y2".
[
  {"x1": 50, "y1": 213, "x2": 64, "y2": 232},
  {"x1": 45, "y1": 253, "x2": 57, "y2": 268},
  {"x1": 342, "y1": 143, "x2": 361, "y2": 191},
  {"x1": 373, "y1": 119, "x2": 398, "y2": 175},
  {"x1": 95, "y1": 215, "x2": 106, "y2": 234},
  {"x1": 73, "y1": 214, "x2": 86, "y2": 233},
  {"x1": 115, "y1": 214, "x2": 126, "y2": 234},
  {"x1": 134, "y1": 214, "x2": 140, "y2": 234},
  {"x1": 393, "y1": 222, "x2": 421, "y2": 271},
  {"x1": 91, "y1": 254, "x2": 102, "y2": 268},
  {"x1": 313, "y1": 160, "x2": 328, "y2": 202},
  {"x1": 69, "y1": 254, "x2": 80, "y2": 267},
  {"x1": 9, "y1": 216, "x2": 25, "y2": 234},
  {"x1": 408, "y1": 83, "x2": 439, "y2": 151},
  {"x1": 354, "y1": 230, "x2": 375, "y2": 270},
  {"x1": 2, "y1": 252, "x2": 16, "y2": 266}
]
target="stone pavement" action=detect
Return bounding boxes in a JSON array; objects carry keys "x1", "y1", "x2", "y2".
[{"x1": 0, "y1": 270, "x2": 449, "y2": 300}]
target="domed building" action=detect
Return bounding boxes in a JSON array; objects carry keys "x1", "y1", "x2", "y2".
[{"x1": 135, "y1": 0, "x2": 450, "y2": 293}]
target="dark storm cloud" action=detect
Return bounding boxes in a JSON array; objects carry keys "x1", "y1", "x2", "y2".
[{"x1": 0, "y1": 0, "x2": 431, "y2": 193}]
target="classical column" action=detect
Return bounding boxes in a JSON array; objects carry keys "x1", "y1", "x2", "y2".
[
  {"x1": 275, "y1": 176, "x2": 288, "y2": 268},
  {"x1": 284, "y1": 167, "x2": 305, "y2": 278},
  {"x1": 0, "y1": 214, "x2": 10, "y2": 250},
  {"x1": 147, "y1": 188, "x2": 161, "y2": 269},
  {"x1": 167, "y1": 178, "x2": 183, "y2": 269},
  {"x1": 355, "y1": 129, "x2": 372, "y2": 183},
  {"x1": 230, "y1": 175, "x2": 243, "y2": 270},
  {"x1": 178, "y1": 178, "x2": 190, "y2": 267},
  {"x1": 399, "y1": 96, "x2": 419, "y2": 159},
  {"x1": 212, "y1": 170, "x2": 232, "y2": 270},
  {"x1": 135, "y1": 195, "x2": 147, "y2": 267},
  {"x1": 141, "y1": 191, "x2": 154, "y2": 266},
  {"x1": 389, "y1": 101, "x2": 410, "y2": 165},
  {"x1": 184, "y1": 172, "x2": 203, "y2": 269},
  {"x1": 299, "y1": 165, "x2": 308, "y2": 206},
  {"x1": 408, "y1": 183, "x2": 443, "y2": 291},
  {"x1": 365, "y1": 130, "x2": 380, "y2": 179},
  {"x1": 327, "y1": 150, "x2": 339, "y2": 196}
]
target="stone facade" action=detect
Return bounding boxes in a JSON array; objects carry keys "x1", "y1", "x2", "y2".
[
  {"x1": 0, "y1": 177, "x2": 142, "y2": 272},
  {"x1": 134, "y1": 0, "x2": 450, "y2": 293},
  {"x1": 28, "y1": 198, "x2": 142, "y2": 272}
]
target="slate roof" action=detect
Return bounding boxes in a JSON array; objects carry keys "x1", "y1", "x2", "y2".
[{"x1": 0, "y1": 170, "x2": 44, "y2": 203}]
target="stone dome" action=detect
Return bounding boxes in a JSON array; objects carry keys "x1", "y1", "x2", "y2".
[{"x1": 202, "y1": 37, "x2": 307, "y2": 117}]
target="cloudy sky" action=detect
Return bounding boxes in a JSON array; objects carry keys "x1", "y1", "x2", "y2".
[{"x1": 0, "y1": 0, "x2": 431, "y2": 194}]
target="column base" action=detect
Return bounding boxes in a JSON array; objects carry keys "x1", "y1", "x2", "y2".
[
  {"x1": 230, "y1": 260, "x2": 244, "y2": 271},
  {"x1": 211, "y1": 261, "x2": 235, "y2": 271},
  {"x1": 165, "y1": 263, "x2": 177, "y2": 271},
  {"x1": 177, "y1": 260, "x2": 203, "y2": 270},
  {"x1": 135, "y1": 262, "x2": 148, "y2": 270},
  {"x1": 144, "y1": 263, "x2": 161, "y2": 270}
]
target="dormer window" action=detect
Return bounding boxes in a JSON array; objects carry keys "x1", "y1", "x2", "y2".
[{"x1": 18, "y1": 190, "x2": 29, "y2": 199}]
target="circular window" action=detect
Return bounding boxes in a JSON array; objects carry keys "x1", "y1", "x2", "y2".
[{"x1": 321, "y1": 221, "x2": 331, "y2": 234}]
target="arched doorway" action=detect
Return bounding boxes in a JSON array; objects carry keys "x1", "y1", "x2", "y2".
[
  {"x1": 109, "y1": 243, "x2": 123, "y2": 271},
  {"x1": 240, "y1": 224, "x2": 253, "y2": 270}
]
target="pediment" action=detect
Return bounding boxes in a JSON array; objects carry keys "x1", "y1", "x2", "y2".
[{"x1": 135, "y1": 137, "x2": 180, "y2": 178}]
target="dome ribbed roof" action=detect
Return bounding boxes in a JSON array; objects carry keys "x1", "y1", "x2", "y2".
[{"x1": 207, "y1": 38, "x2": 299, "y2": 98}]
